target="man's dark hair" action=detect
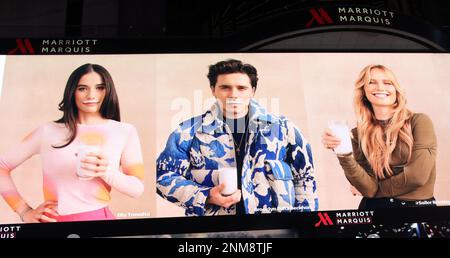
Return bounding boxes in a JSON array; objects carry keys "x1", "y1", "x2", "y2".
[{"x1": 207, "y1": 59, "x2": 258, "y2": 89}]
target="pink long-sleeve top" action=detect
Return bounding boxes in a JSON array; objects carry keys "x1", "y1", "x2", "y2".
[{"x1": 0, "y1": 120, "x2": 145, "y2": 216}]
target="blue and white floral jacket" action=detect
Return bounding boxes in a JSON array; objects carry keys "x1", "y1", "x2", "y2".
[{"x1": 156, "y1": 99, "x2": 318, "y2": 216}]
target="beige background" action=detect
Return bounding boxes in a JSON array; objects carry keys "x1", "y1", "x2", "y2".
[
  {"x1": 154, "y1": 53, "x2": 450, "y2": 216},
  {"x1": 0, "y1": 55, "x2": 157, "y2": 223},
  {"x1": 0, "y1": 55, "x2": 5, "y2": 97}
]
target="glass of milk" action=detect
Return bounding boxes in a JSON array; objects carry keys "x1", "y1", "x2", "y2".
[
  {"x1": 328, "y1": 120, "x2": 352, "y2": 155},
  {"x1": 76, "y1": 145, "x2": 100, "y2": 180},
  {"x1": 218, "y1": 167, "x2": 238, "y2": 196}
]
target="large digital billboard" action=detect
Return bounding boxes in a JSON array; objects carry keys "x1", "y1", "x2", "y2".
[{"x1": 0, "y1": 53, "x2": 449, "y2": 237}]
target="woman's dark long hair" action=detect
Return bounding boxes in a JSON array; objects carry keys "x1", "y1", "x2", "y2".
[{"x1": 53, "y1": 63, "x2": 121, "y2": 148}]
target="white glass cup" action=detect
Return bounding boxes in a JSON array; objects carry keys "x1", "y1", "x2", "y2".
[
  {"x1": 328, "y1": 120, "x2": 352, "y2": 155},
  {"x1": 218, "y1": 167, "x2": 238, "y2": 196},
  {"x1": 76, "y1": 145, "x2": 100, "y2": 180}
]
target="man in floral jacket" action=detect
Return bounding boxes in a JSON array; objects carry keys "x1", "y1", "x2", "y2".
[{"x1": 157, "y1": 59, "x2": 318, "y2": 216}]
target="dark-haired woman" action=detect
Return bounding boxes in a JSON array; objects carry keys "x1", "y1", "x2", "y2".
[{"x1": 0, "y1": 64, "x2": 145, "y2": 222}]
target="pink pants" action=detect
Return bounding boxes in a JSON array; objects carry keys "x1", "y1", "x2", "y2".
[{"x1": 50, "y1": 207, "x2": 115, "y2": 222}]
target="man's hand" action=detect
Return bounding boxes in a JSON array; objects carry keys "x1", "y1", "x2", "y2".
[{"x1": 207, "y1": 184, "x2": 241, "y2": 208}]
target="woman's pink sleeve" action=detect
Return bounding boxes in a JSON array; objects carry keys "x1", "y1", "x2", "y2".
[
  {"x1": 101, "y1": 125, "x2": 145, "y2": 198},
  {"x1": 0, "y1": 126, "x2": 42, "y2": 211}
]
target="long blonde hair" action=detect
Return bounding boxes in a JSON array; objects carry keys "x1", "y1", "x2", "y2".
[{"x1": 354, "y1": 65, "x2": 414, "y2": 179}]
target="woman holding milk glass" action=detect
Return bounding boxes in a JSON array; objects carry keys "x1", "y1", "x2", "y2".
[
  {"x1": 322, "y1": 64, "x2": 437, "y2": 209},
  {"x1": 0, "y1": 64, "x2": 145, "y2": 222}
]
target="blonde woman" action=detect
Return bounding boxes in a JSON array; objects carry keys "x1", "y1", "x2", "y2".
[{"x1": 322, "y1": 64, "x2": 437, "y2": 209}]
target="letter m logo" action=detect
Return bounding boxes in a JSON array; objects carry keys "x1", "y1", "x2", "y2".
[
  {"x1": 8, "y1": 39, "x2": 35, "y2": 55},
  {"x1": 314, "y1": 212, "x2": 334, "y2": 227},
  {"x1": 305, "y1": 8, "x2": 334, "y2": 28}
]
